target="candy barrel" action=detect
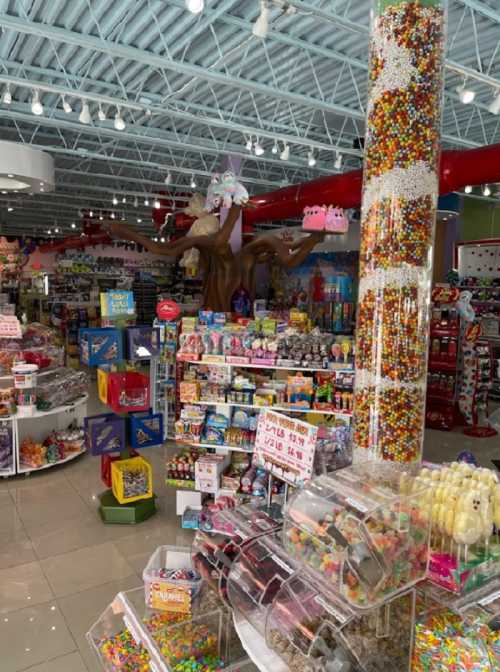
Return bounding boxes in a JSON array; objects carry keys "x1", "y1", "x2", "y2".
[
  {"x1": 353, "y1": 0, "x2": 447, "y2": 467},
  {"x1": 226, "y1": 536, "x2": 299, "y2": 636},
  {"x1": 282, "y1": 466, "x2": 432, "y2": 609},
  {"x1": 192, "y1": 505, "x2": 281, "y2": 603},
  {"x1": 265, "y1": 571, "x2": 416, "y2": 672}
]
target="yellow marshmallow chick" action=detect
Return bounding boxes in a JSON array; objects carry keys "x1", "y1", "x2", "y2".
[
  {"x1": 444, "y1": 487, "x2": 460, "y2": 538},
  {"x1": 478, "y1": 468, "x2": 498, "y2": 489},
  {"x1": 453, "y1": 490, "x2": 483, "y2": 547},
  {"x1": 430, "y1": 469, "x2": 442, "y2": 482},
  {"x1": 493, "y1": 483, "x2": 500, "y2": 530},
  {"x1": 478, "y1": 484, "x2": 493, "y2": 544}
]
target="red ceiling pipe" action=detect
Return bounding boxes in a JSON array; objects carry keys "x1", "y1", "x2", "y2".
[
  {"x1": 38, "y1": 231, "x2": 111, "y2": 253},
  {"x1": 244, "y1": 143, "x2": 500, "y2": 225}
]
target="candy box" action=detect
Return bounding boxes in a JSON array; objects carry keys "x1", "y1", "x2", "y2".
[
  {"x1": 125, "y1": 326, "x2": 161, "y2": 360},
  {"x1": 182, "y1": 508, "x2": 201, "y2": 530},
  {"x1": 111, "y1": 455, "x2": 153, "y2": 504},
  {"x1": 195, "y1": 454, "x2": 230, "y2": 494},
  {"x1": 428, "y1": 546, "x2": 500, "y2": 594},
  {"x1": 129, "y1": 411, "x2": 164, "y2": 449},
  {"x1": 79, "y1": 328, "x2": 122, "y2": 366},
  {"x1": 180, "y1": 381, "x2": 200, "y2": 403},
  {"x1": 84, "y1": 413, "x2": 127, "y2": 456},
  {"x1": 143, "y1": 546, "x2": 201, "y2": 613}
]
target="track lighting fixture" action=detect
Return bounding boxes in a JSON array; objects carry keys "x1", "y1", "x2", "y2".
[
  {"x1": 154, "y1": 199, "x2": 161, "y2": 209},
  {"x1": 185, "y1": 0, "x2": 204, "y2": 13},
  {"x1": 79, "y1": 100, "x2": 91, "y2": 125},
  {"x1": 114, "y1": 107, "x2": 126, "y2": 131},
  {"x1": 110, "y1": 212, "x2": 116, "y2": 219},
  {"x1": 121, "y1": 196, "x2": 126, "y2": 204},
  {"x1": 137, "y1": 218, "x2": 142, "y2": 223},
  {"x1": 464, "y1": 185, "x2": 472, "y2": 194},
  {"x1": 98, "y1": 104, "x2": 106, "y2": 121},
  {"x1": 47, "y1": 229, "x2": 52, "y2": 235},
  {"x1": 153, "y1": 236, "x2": 159, "y2": 242},
  {"x1": 165, "y1": 172, "x2": 172, "y2": 185},
  {"x1": 483, "y1": 184, "x2": 491, "y2": 197},
  {"x1": 31, "y1": 90, "x2": 44, "y2": 116},
  {"x1": 61, "y1": 95, "x2": 72, "y2": 114},
  {"x1": 456, "y1": 81, "x2": 475, "y2": 105},
  {"x1": 7, "y1": 205, "x2": 13, "y2": 212},
  {"x1": 488, "y1": 91, "x2": 500, "y2": 116},
  {"x1": 2, "y1": 85, "x2": 11, "y2": 105},
  {"x1": 190, "y1": 176, "x2": 197, "y2": 189},
  {"x1": 54, "y1": 227, "x2": 60, "y2": 233},
  {"x1": 307, "y1": 150, "x2": 316, "y2": 167},
  {"x1": 253, "y1": 1, "x2": 270, "y2": 39},
  {"x1": 112, "y1": 195, "x2": 118, "y2": 206},
  {"x1": 254, "y1": 140, "x2": 265, "y2": 156},
  {"x1": 280, "y1": 143, "x2": 290, "y2": 161},
  {"x1": 334, "y1": 152, "x2": 343, "y2": 170}
]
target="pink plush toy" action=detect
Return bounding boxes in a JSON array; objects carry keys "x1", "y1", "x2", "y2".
[
  {"x1": 302, "y1": 205, "x2": 327, "y2": 231},
  {"x1": 325, "y1": 206, "x2": 349, "y2": 233}
]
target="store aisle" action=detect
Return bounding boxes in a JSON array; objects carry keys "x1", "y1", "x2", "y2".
[
  {"x1": 0, "y1": 423, "x2": 498, "y2": 672},
  {"x1": 0, "y1": 444, "x2": 193, "y2": 672}
]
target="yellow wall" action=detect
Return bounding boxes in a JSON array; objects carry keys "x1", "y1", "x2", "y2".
[{"x1": 461, "y1": 199, "x2": 500, "y2": 241}]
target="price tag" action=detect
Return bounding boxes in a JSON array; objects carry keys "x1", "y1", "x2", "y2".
[{"x1": 345, "y1": 496, "x2": 368, "y2": 513}]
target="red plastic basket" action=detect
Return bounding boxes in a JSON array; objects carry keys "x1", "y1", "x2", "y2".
[{"x1": 107, "y1": 371, "x2": 150, "y2": 413}]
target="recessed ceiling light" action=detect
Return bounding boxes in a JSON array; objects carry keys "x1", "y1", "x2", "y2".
[{"x1": 7, "y1": 174, "x2": 13, "y2": 178}]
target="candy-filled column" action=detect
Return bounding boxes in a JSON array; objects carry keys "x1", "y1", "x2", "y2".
[{"x1": 353, "y1": 0, "x2": 447, "y2": 468}]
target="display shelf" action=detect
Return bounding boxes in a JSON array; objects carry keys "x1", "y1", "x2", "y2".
[
  {"x1": 233, "y1": 613, "x2": 287, "y2": 672},
  {"x1": 188, "y1": 399, "x2": 352, "y2": 419},
  {"x1": 21, "y1": 393, "x2": 88, "y2": 420},
  {"x1": 428, "y1": 361, "x2": 456, "y2": 373},
  {"x1": 18, "y1": 446, "x2": 86, "y2": 474},
  {"x1": 178, "y1": 439, "x2": 254, "y2": 454},
  {"x1": 471, "y1": 300, "x2": 500, "y2": 306},
  {"x1": 184, "y1": 359, "x2": 354, "y2": 374}
]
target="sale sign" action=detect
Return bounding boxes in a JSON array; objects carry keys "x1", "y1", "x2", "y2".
[{"x1": 254, "y1": 409, "x2": 318, "y2": 488}]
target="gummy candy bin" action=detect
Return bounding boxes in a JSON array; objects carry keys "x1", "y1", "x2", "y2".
[
  {"x1": 282, "y1": 466, "x2": 432, "y2": 609},
  {"x1": 265, "y1": 570, "x2": 416, "y2": 672},
  {"x1": 192, "y1": 505, "x2": 281, "y2": 603}
]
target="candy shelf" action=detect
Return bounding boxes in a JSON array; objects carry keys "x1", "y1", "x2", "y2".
[
  {"x1": 184, "y1": 360, "x2": 353, "y2": 374},
  {"x1": 179, "y1": 440, "x2": 254, "y2": 454},
  {"x1": 17, "y1": 446, "x2": 86, "y2": 474},
  {"x1": 191, "y1": 399, "x2": 352, "y2": 419}
]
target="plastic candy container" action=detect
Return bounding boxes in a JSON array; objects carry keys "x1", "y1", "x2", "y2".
[
  {"x1": 143, "y1": 546, "x2": 202, "y2": 614},
  {"x1": 283, "y1": 466, "x2": 432, "y2": 609},
  {"x1": 36, "y1": 367, "x2": 89, "y2": 409},
  {"x1": 79, "y1": 328, "x2": 123, "y2": 366},
  {"x1": 266, "y1": 571, "x2": 416, "y2": 672},
  {"x1": 226, "y1": 536, "x2": 299, "y2": 635},
  {"x1": 192, "y1": 505, "x2": 281, "y2": 603},
  {"x1": 353, "y1": 0, "x2": 447, "y2": 466}
]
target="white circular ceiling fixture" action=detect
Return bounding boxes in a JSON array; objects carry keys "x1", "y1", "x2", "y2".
[{"x1": 0, "y1": 141, "x2": 55, "y2": 194}]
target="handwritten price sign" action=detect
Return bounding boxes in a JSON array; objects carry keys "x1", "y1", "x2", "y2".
[{"x1": 254, "y1": 409, "x2": 318, "y2": 488}]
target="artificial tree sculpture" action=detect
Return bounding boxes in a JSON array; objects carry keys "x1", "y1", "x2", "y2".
[{"x1": 105, "y1": 203, "x2": 324, "y2": 311}]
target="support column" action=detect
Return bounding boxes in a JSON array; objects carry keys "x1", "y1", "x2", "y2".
[{"x1": 353, "y1": 0, "x2": 447, "y2": 469}]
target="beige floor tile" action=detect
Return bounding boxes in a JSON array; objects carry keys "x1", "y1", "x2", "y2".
[
  {"x1": 0, "y1": 538, "x2": 36, "y2": 570},
  {"x1": 40, "y1": 542, "x2": 135, "y2": 598},
  {"x1": 12, "y1": 482, "x2": 90, "y2": 534},
  {"x1": 0, "y1": 492, "x2": 26, "y2": 543},
  {"x1": 18, "y1": 650, "x2": 87, "y2": 672},
  {"x1": 0, "y1": 561, "x2": 54, "y2": 614},
  {"x1": 57, "y1": 576, "x2": 142, "y2": 672},
  {"x1": 113, "y1": 523, "x2": 193, "y2": 574},
  {"x1": 0, "y1": 601, "x2": 75, "y2": 672}
]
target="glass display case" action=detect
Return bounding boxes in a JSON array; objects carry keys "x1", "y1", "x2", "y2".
[
  {"x1": 87, "y1": 583, "x2": 248, "y2": 672},
  {"x1": 226, "y1": 536, "x2": 299, "y2": 636},
  {"x1": 283, "y1": 466, "x2": 431, "y2": 608},
  {"x1": 266, "y1": 572, "x2": 416, "y2": 672},
  {"x1": 192, "y1": 505, "x2": 281, "y2": 603}
]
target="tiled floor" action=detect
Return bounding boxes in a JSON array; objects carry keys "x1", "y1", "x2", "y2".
[{"x1": 1, "y1": 418, "x2": 498, "y2": 671}]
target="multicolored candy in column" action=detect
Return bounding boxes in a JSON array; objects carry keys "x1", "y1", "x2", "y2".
[{"x1": 353, "y1": 0, "x2": 447, "y2": 465}]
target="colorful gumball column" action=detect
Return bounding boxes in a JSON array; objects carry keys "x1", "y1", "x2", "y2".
[{"x1": 353, "y1": 0, "x2": 447, "y2": 468}]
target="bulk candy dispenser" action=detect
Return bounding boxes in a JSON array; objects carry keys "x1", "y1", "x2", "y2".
[
  {"x1": 226, "y1": 536, "x2": 300, "y2": 636},
  {"x1": 265, "y1": 571, "x2": 416, "y2": 672},
  {"x1": 282, "y1": 466, "x2": 432, "y2": 609},
  {"x1": 88, "y1": 583, "x2": 248, "y2": 672},
  {"x1": 192, "y1": 505, "x2": 282, "y2": 603}
]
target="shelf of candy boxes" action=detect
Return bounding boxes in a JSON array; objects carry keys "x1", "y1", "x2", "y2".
[
  {"x1": 179, "y1": 368, "x2": 354, "y2": 416},
  {"x1": 87, "y1": 545, "x2": 251, "y2": 672},
  {"x1": 428, "y1": 332, "x2": 458, "y2": 372},
  {"x1": 177, "y1": 316, "x2": 354, "y2": 372},
  {"x1": 408, "y1": 461, "x2": 500, "y2": 595},
  {"x1": 460, "y1": 278, "x2": 500, "y2": 301},
  {"x1": 413, "y1": 578, "x2": 500, "y2": 671},
  {"x1": 19, "y1": 423, "x2": 85, "y2": 469}
]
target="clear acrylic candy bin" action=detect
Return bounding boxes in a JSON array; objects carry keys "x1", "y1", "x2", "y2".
[
  {"x1": 88, "y1": 583, "x2": 248, "y2": 672},
  {"x1": 226, "y1": 535, "x2": 299, "y2": 636},
  {"x1": 143, "y1": 546, "x2": 201, "y2": 613},
  {"x1": 283, "y1": 465, "x2": 432, "y2": 609},
  {"x1": 192, "y1": 505, "x2": 281, "y2": 603},
  {"x1": 266, "y1": 570, "x2": 416, "y2": 672}
]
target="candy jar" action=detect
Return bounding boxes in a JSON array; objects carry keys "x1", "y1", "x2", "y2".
[{"x1": 353, "y1": 0, "x2": 447, "y2": 468}]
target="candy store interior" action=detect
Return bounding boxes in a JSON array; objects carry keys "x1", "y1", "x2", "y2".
[{"x1": 1, "y1": 2, "x2": 500, "y2": 672}]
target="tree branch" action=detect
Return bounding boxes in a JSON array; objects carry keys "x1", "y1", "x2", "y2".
[
  {"x1": 243, "y1": 232, "x2": 324, "y2": 268},
  {"x1": 213, "y1": 205, "x2": 241, "y2": 249}
]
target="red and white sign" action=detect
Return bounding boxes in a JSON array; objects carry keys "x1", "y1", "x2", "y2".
[
  {"x1": 254, "y1": 409, "x2": 318, "y2": 487},
  {"x1": 156, "y1": 299, "x2": 180, "y2": 321}
]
